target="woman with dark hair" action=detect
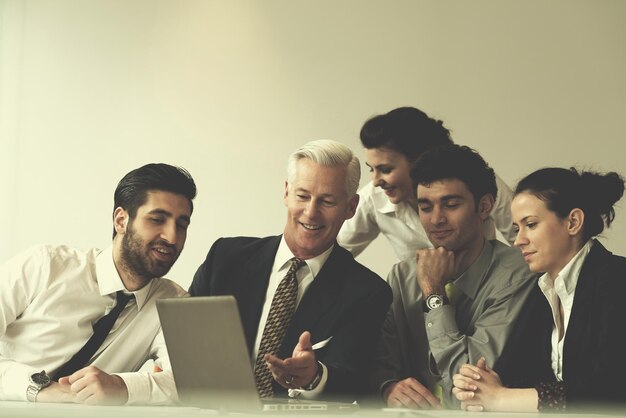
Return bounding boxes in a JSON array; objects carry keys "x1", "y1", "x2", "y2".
[
  {"x1": 452, "y1": 167, "x2": 626, "y2": 412},
  {"x1": 337, "y1": 106, "x2": 516, "y2": 262}
]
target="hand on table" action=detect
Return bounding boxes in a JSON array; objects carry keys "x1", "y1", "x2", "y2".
[
  {"x1": 57, "y1": 365, "x2": 129, "y2": 405},
  {"x1": 383, "y1": 377, "x2": 441, "y2": 409}
]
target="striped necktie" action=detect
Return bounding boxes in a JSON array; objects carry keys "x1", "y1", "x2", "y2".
[{"x1": 253, "y1": 258, "x2": 306, "y2": 398}]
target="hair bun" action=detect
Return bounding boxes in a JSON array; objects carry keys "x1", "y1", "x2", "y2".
[{"x1": 578, "y1": 169, "x2": 625, "y2": 228}]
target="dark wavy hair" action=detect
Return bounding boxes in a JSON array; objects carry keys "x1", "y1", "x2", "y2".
[
  {"x1": 514, "y1": 167, "x2": 625, "y2": 242},
  {"x1": 112, "y1": 163, "x2": 197, "y2": 238},
  {"x1": 411, "y1": 144, "x2": 497, "y2": 208},
  {"x1": 360, "y1": 106, "x2": 453, "y2": 161}
]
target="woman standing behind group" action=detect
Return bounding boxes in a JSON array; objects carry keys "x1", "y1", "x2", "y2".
[
  {"x1": 453, "y1": 167, "x2": 626, "y2": 412},
  {"x1": 337, "y1": 106, "x2": 516, "y2": 262}
]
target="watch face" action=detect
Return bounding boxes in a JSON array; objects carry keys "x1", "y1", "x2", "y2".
[
  {"x1": 31, "y1": 371, "x2": 51, "y2": 386},
  {"x1": 426, "y1": 294, "x2": 444, "y2": 310}
]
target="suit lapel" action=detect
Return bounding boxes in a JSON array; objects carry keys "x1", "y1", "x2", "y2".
[
  {"x1": 562, "y1": 240, "x2": 606, "y2": 380},
  {"x1": 235, "y1": 236, "x2": 281, "y2": 354},
  {"x1": 279, "y1": 245, "x2": 345, "y2": 357}
]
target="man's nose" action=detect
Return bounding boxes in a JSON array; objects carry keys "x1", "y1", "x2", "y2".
[
  {"x1": 303, "y1": 200, "x2": 320, "y2": 218},
  {"x1": 430, "y1": 206, "x2": 446, "y2": 224},
  {"x1": 161, "y1": 221, "x2": 178, "y2": 244}
]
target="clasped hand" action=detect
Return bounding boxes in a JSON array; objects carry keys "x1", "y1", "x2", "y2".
[{"x1": 452, "y1": 357, "x2": 504, "y2": 411}]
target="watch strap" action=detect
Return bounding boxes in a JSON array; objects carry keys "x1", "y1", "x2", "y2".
[
  {"x1": 303, "y1": 362, "x2": 323, "y2": 391},
  {"x1": 26, "y1": 370, "x2": 51, "y2": 402}
]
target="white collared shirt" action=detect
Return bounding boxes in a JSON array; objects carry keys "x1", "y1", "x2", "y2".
[
  {"x1": 538, "y1": 240, "x2": 593, "y2": 381},
  {"x1": 252, "y1": 236, "x2": 332, "y2": 399},
  {"x1": 338, "y1": 176, "x2": 516, "y2": 261},
  {"x1": 0, "y1": 244, "x2": 186, "y2": 403}
]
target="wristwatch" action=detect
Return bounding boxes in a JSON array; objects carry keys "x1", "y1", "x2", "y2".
[
  {"x1": 26, "y1": 370, "x2": 51, "y2": 402},
  {"x1": 303, "y1": 362, "x2": 323, "y2": 391},
  {"x1": 422, "y1": 294, "x2": 449, "y2": 313}
]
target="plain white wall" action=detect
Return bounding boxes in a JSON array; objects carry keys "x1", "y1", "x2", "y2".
[{"x1": 1, "y1": 0, "x2": 625, "y2": 288}]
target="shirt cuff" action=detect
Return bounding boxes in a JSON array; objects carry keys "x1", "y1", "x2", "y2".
[
  {"x1": 1, "y1": 362, "x2": 39, "y2": 401},
  {"x1": 288, "y1": 362, "x2": 328, "y2": 400},
  {"x1": 424, "y1": 305, "x2": 457, "y2": 338},
  {"x1": 115, "y1": 370, "x2": 178, "y2": 405},
  {"x1": 380, "y1": 379, "x2": 399, "y2": 401}
]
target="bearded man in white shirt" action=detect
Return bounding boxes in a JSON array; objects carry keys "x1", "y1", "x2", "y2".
[{"x1": 0, "y1": 163, "x2": 196, "y2": 405}]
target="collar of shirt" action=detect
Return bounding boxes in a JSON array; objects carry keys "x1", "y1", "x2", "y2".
[
  {"x1": 274, "y1": 236, "x2": 334, "y2": 279},
  {"x1": 538, "y1": 239, "x2": 593, "y2": 301},
  {"x1": 95, "y1": 246, "x2": 153, "y2": 310},
  {"x1": 370, "y1": 185, "x2": 423, "y2": 232},
  {"x1": 371, "y1": 184, "x2": 398, "y2": 215},
  {"x1": 252, "y1": 237, "x2": 335, "y2": 360},
  {"x1": 452, "y1": 239, "x2": 494, "y2": 300}
]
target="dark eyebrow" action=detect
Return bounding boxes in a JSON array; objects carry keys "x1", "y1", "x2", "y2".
[
  {"x1": 417, "y1": 194, "x2": 464, "y2": 205},
  {"x1": 366, "y1": 162, "x2": 390, "y2": 169},
  {"x1": 147, "y1": 208, "x2": 171, "y2": 216},
  {"x1": 440, "y1": 194, "x2": 465, "y2": 202},
  {"x1": 147, "y1": 208, "x2": 191, "y2": 224}
]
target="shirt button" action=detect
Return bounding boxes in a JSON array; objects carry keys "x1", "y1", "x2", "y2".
[{"x1": 427, "y1": 322, "x2": 433, "y2": 328}]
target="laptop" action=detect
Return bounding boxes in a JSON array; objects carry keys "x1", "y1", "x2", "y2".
[{"x1": 156, "y1": 296, "x2": 359, "y2": 413}]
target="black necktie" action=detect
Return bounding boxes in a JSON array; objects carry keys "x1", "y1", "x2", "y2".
[{"x1": 52, "y1": 291, "x2": 133, "y2": 380}]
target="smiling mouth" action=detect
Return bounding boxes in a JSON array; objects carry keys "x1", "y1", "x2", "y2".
[
  {"x1": 152, "y1": 246, "x2": 175, "y2": 261},
  {"x1": 430, "y1": 230, "x2": 453, "y2": 238},
  {"x1": 522, "y1": 252, "x2": 535, "y2": 261},
  {"x1": 299, "y1": 222, "x2": 323, "y2": 231}
]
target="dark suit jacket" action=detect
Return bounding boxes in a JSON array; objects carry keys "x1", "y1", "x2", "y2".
[
  {"x1": 529, "y1": 240, "x2": 626, "y2": 409},
  {"x1": 189, "y1": 235, "x2": 392, "y2": 400}
]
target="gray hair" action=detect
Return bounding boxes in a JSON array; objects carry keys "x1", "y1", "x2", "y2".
[{"x1": 286, "y1": 139, "x2": 360, "y2": 198}]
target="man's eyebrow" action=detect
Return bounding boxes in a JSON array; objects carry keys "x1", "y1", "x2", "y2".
[
  {"x1": 416, "y1": 195, "x2": 465, "y2": 204},
  {"x1": 294, "y1": 187, "x2": 337, "y2": 200},
  {"x1": 440, "y1": 194, "x2": 465, "y2": 202},
  {"x1": 147, "y1": 208, "x2": 191, "y2": 223},
  {"x1": 147, "y1": 208, "x2": 172, "y2": 216}
]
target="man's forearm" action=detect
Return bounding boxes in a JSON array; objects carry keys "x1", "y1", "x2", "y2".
[{"x1": 116, "y1": 370, "x2": 178, "y2": 405}]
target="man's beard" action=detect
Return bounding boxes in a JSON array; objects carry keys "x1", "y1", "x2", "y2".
[{"x1": 120, "y1": 222, "x2": 178, "y2": 282}]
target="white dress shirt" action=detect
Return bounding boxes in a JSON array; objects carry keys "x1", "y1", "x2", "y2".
[
  {"x1": 538, "y1": 240, "x2": 592, "y2": 381},
  {"x1": 0, "y1": 245, "x2": 186, "y2": 404},
  {"x1": 337, "y1": 175, "x2": 516, "y2": 261},
  {"x1": 252, "y1": 237, "x2": 332, "y2": 399}
]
